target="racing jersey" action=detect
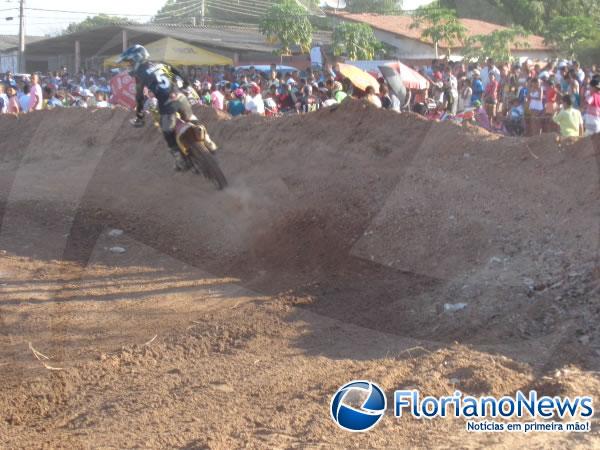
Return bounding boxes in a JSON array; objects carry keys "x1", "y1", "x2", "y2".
[{"x1": 133, "y1": 61, "x2": 188, "y2": 114}]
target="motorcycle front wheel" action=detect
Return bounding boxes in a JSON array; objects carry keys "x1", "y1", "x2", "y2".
[{"x1": 187, "y1": 142, "x2": 228, "y2": 190}]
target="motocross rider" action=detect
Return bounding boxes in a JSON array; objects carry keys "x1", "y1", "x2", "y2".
[{"x1": 116, "y1": 44, "x2": 218, "y2": 171}]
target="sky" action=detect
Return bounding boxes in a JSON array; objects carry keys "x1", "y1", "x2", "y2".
[{"x1": 0, "y1": 0, "x2": 435, "y2": 36}]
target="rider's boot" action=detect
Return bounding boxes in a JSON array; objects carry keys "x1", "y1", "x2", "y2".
[{"x1": 170, "y1": 148, "x2": 189, "y2": 171}]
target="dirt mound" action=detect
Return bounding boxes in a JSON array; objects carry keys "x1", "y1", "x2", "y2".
[{"x1": 0, "y1": 101, "x2": 598, "y2": 355}]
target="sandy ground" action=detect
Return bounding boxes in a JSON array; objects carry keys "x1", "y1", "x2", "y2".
[{"x1": 0, "y1": 103, "x2": 599, "y2": 448}]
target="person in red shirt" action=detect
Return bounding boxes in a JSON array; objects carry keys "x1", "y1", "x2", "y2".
[
  {"x1": 544, "y1": 78, "x2": 560, "y2": 132},
  {"x1": 484, "y1": 72, "x2": 500, "y2": 128}
]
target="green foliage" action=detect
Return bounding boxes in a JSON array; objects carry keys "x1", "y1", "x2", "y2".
[
  {"x1": 441, "y1": 0, "x2": 600, "y2": 35},
  {"x1": 487, "y1": 0, "x2": 544, "y2": 34},
  {"x1": 347, "y1": 0, "x2": 401, "y2": 14},
  {"x1": 332, "y1": 22, "x2": 383, "y2": 60},
  {"x1": 259, "y1": 0, "x2": 313, "y2": 55},
  {"x1": 439, "y1": 0, "x2": 510, "y2": 23},
  {"x1": 462, "y1": 26, "x2": 529, "y2": 62},
  {"x1": 544, "y1": 16, "x2": 598, "y2": 59},
  {"x1": 575, "y1": 39, "x2": 600, "y2": 65},
  {"x1": 410, "y1": 5, "x2": 467, "y2": 58},
  {"x1": 65, "y1": 14, "x2": 134, "y2": 34}
]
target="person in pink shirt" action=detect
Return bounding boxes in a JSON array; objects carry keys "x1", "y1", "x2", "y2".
[
  {"x1": 584, "y1": 78, "x2": 600, "y2": 136},
  {"x1": 29, "y1": 73, "x2": 43, "y2": 111},
  {"x1": 210, "y1": 84, "x2": 224, "y2": 111},
  {"x1": 6, "y1": 87, "x2": 20, "y2": 114}
]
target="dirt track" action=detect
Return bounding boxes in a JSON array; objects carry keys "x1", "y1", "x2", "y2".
[{"x1": 0, "y1": 102, "x2": 599, "y2": 448}]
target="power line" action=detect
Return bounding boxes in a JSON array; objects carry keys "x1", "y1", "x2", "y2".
[
  {"x1": 24, "y1": 7, "x2": 155, "y2": 17},
  {"x1": 204, "y1": 3, "x2": 261, "y2": 17},
  {"x1": 205, "y1": 1, "x2": 263, "y2": 16},
  {"x1": 154, "y1": 0, "x2": 202, "y2": 15},
  {"x1": 154, "y1": 2, "x2": 202, "y2": 19}
]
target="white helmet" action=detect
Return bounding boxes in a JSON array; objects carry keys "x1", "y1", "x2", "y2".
[{"x1": 116, "y1": 45, "x2": 150, "y2": 71}]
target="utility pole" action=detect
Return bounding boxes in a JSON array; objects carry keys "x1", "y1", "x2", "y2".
[
  {"x1": 201, "y1": 0, "x2": 205, "y2": 26},
  {"x1": 18, "y1": 0, "x2": 24, "y2": 73}
]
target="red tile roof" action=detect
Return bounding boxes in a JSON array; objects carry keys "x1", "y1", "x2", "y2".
[{"x1": 330, "y1": 12, "x2": 551, "y2": 51}]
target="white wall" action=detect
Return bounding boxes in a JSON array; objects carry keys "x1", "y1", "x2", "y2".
[
  {"x1": 0, "y1": 52, "x2": 18, "y2": 73},
  {"x1": 375, "y1": 30, "x2": 438, "y2": 60},
  {"x1": 374, "y1": 29, "x2": 554, "y2": 62}
]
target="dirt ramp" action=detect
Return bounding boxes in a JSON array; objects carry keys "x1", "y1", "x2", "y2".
[
  {"x1": 352, "y1": 125, "x2": 599, "y2": 284},
  {"x1": 0, "y1": 101, "x2": 598, "y2": 279}
]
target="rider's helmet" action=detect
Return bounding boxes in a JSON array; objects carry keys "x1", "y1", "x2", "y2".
[{"x1": 116, "y1": 45, "x2": 150, "y2": 71}]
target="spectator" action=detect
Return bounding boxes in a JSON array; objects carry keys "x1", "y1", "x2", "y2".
[
  {"x1": 544, "y1": 79, "x2": 560, "y2": 133},
  {"x1": 277, "y1": 83, "x2": 296, "y2": 112},
  {"x1": 481, "y1": 58, "x2": 500, "y2": 90},
  {"x1": 245, "y1": 83, "x2": 265, "y2": 115},
  {"x1": 4, "y1": 71, "x2": 16, "y2": 88},
  {"x1": 380, "y1": 84, "x2": 393, "y2": 110},
  {"x1": 45, "y1": 87, "x2": 63, "y2": 109},
  {"x1": 527, "y1": 78, "x2": 545, "y2": 136},
  {"x1": 458, "y1": 78, "x2": 472, "y2": 113},
  {"x1": 332, "y1": 81, "x2": 347, "y2": 103},
  {"x1": 584, "y1": 78, "x2": 600, "y2": 136},
  {"x1": 567, "y1": 69, "x2": 580, "y2": 108},
  {"x1": 504, "y1": 98, "x2": 524, "y2": 136},
  {"x1": 553, "y1": 94, "x2": 583, "y2": 141},
  {"x1": 484, "y1": 72, "x2": 500, "y2": 127},
  {"x1": 6, "y1": 87, "x2": 19, "y2": 113},
  {"x1": 19, "y1": 84, "x2": 31, "y2": 113},
  {"x1": 210, "y1": 84, "x2": 224, "y2": 111},
  {"x1": 572, "y1": 61, "x2": 585, "y2": 84},
  {"x1": 0, "y1": 84, "x2": 7, "y2": 113},
  {"x1": 95, "y1": 92, "x2": 110, "y2": 108},
  {"x1": 228, "y1": 88, "x2": 245, "y2": 117},
  {"x1": 29, "y1": 74, "x2": 44, "y2": 111},
  {"x1": 471, "y1": 69, "x2": 484, "y2": 105},
  {"x1": 365, "y1": 85, "x2": 382, "y2": 108},
  {"x1": 263, "y1": 84, "x2": 280, "y2": 116},
  {"x1": 444, "y1": 67, "x2": 458, "y2": 115},
  {"x1": 473, "y1": 99, "x2": 490, "y2": 130}
]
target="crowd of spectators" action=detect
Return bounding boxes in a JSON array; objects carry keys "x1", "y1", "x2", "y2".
[
  {"x1": 179, "y1": 63, "x2": 367, "y2": 117},
  {"x1": 420, "y1": 58, "x2": 600, "y2": 139},
  {"x1": 2, "y1": 58, "x2": 600, "y2": 142},
  {"x1": 0, "y1": 69, "x2": 112, "y2": 113}
]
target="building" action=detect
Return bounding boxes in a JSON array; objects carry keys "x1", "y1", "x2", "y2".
[
  {"x1": 4, "y1": 24, "x2": 332, "y2": 73},
  {"x1": 0, "y1": 35, "x2": 46, "y2": 73},
  {"x1": 329, "y1": 12, "x2": 555, "y2": 61}
]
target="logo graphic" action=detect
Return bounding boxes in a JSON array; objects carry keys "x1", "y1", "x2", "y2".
[{"x1": 330, "y1": 380, "x2": 387, "y2": 432}]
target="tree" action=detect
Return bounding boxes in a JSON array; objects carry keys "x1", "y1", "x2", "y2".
[
  {"x1": 332, "y1": 22, "x2": 383, "y2": 60},
  {"x1": 410, "y1": 5, "x2": 467, "y2": 58},
  {"x1": 544, "y1": 16, "x2": 598, "y2": 59},
  {"x1": 462, "y1": 26, "x2": 529, "y2": 62},
  {"x1": 441, "y1": 0, "x2": 600, "y2": 35},
  {"x1": 259, "y1": 0, "x2": 313, "y2": 55},
  {"x1": 65, "y1": 14, "x2": 134, "y2": 34},
  {"x1": 347, "y1": 0, "x2": 401, "y2": 14}
]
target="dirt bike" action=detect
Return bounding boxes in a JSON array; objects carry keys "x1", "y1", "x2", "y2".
[{"x1": 174, "y1": 117, "x2": 228, "y2": 190}]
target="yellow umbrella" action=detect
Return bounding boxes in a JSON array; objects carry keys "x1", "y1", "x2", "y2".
[
  {"x1": 336, "y1": 62, "x2": 380, "y2": 92},
  {"x1": 105, "y1": 37, "x2": 233, "y2": 67}
]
